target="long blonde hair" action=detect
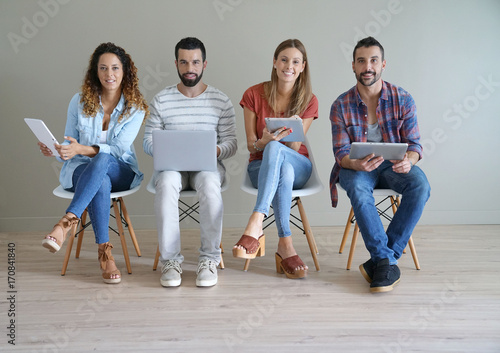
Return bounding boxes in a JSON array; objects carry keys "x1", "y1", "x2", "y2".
[{"x1": 263, "y1": 39, "x2": 313, "y2": 116}]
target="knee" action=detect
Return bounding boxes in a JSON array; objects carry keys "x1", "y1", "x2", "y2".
[
  {"x1": 195, "y1": 173, "x2": 221, "y2": 197},
  {"x1": 92, "y1": 152, "x2": 114, "y2": 167},
  {"x1": 279, "y1": 163, "x2": 294, "y2": 186},
  {"x1": 155, "y1": 171, "x2": 182, "y2": 195},
  {"x1": 409, "y1": 178, "x2": 431, "y2": 203},
  {"x1": 263, "y1": 141, "x2": 282, "y2": 157}
]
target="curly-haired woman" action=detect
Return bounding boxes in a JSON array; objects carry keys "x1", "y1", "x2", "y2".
[{"x1": 38, "y1": 42, "x2": 149, "y2": 284}]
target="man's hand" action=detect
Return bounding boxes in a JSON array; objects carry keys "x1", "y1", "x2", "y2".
[
  {"x1": 390, "y1": 154, "x2": 413, "y2": 174},
  {"x1": 342, "y1": 154, "x2": 384, "y2": 172}
]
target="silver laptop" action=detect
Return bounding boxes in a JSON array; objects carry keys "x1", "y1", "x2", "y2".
[{"x1": 153, "y1": 130, "x2": 217, "y2": 172}]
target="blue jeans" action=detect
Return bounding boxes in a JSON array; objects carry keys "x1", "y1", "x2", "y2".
[
  {"x1": 248, "y1": 141, "x2": 312, "y2": 237},
  {"x1": 66, "y1": 153, "x2": 135, "y2": 244},
  {"x1": 339, "y1": 161, "x2": 430, "y2": 265}
]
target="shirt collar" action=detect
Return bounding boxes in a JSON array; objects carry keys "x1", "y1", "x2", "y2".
[
  {"x1": 354, "y1": 80, "x2": 388, "y2": 106},
  {"x1": 99, "y1": 94, "x2": 125, "y2": 114}
]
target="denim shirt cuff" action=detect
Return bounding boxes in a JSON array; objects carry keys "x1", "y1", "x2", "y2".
[{"x1": 93, "y1": 143, "x2": 109, "y2": 154}]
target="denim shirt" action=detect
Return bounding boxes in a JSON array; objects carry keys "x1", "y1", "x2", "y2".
[{"x1": 58, "y1": 93, "x2": 144, "y2": 189}]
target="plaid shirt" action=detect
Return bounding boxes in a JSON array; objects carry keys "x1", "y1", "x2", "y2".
[{"x1": 329, "y1": 80, "x2": 423, "y2": 207}]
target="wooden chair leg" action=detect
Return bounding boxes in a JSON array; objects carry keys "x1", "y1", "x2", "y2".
[
  {"x1": 75, "y1": 210, "x2": 87, "y2": 259},
  {"x1": 119, "y1": 198, "x2": 141, "y2": 257},
  {"x1": 61, "y1": 223, "x2": 78, "y2": 276},
  {"x1": 408, "y1": 236, "x2": 421, "y2": 270},
  {"x1": 219, "y1": 242, "x2": 225, "y2": 269},
  {"x1": 113, "y1": 199, "x2": 132, "y2": 274},
  {"x1": 346, "y1": 223, "x2": 359, "y2": 270},
  {"x1": 296, "y1": 197, "x2": 320, "y2": 271},
  {"x1": 340, "y1": 207, "x2": 354, "y2": 254},
  {"x1": 153, "y1": 245, "x2": 160, "y2": 271}
]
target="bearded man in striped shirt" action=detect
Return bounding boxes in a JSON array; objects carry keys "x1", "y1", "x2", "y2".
[{"x1": 144, "y1": 37, "x2": 237, "y2": 288}]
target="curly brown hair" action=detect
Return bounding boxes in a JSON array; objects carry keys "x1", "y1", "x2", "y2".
[{"x1": 80, "y1": 42, "x2": 149, "y2": 122}]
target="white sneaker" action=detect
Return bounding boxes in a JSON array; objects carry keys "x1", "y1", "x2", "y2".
[
  {"x1": 160, "y1": 260, "x2": 182, "y2": 287},
  {"x1": 196, "y1": 259, "x2": 218, "y2": 287}
]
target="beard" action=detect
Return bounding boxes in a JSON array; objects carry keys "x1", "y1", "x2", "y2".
[
  {"x1": 356, "y1": 70, "x2": 382, "y2": 87},
  {"x1": 178, "y1": 69, "x2": 203, "y2": 87}
]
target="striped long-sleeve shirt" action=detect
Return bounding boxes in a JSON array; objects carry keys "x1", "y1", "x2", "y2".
[
  {"x1": 329, "y1": 81, "x2": 422, "y2": 207},
  {"x1": 143, "y1": 85, "x2": 237, "y2": 163}
]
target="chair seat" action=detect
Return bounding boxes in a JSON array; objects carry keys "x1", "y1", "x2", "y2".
[{"x1": 53, "y1": 184, "x2": 142, "y2": 200}]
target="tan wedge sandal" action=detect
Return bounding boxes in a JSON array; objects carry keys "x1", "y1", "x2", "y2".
[
  {"x1": 98, "y1": 243, "x2": 121, "y2": 284},
  {"x1": 42, "y1": 215, "x2": 80, "y2": 253}
]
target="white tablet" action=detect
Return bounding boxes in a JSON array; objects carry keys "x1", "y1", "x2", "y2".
[
  {"x1": 25, "y1": 118, "x2": 60, "y2": 155},
  {"x1": 349, "y1": 142, "x2": 408, "y2": 160},
  {"x1": 265, "y1": 117, "x2": 305, "y2": 142}
]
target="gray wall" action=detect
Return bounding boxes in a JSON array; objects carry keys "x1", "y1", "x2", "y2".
[{"x1": 1, "y1": 0, "x2": 499, "y2": 231}]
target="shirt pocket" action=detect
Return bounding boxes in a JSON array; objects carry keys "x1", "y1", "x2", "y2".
[
  {"x1": 77, "y1": 124, "x2": 94, "y2": 145},
  {"x1": 346, "y1": 125, "x2": 365, "y2": 142},
  {"x1": 384, "y1": 119, "x2": 403, "y2": 141}
]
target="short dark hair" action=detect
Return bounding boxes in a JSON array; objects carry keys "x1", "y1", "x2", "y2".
[
  {"x1": 175, "y1": 37, "x2": 206, "y2": 62},
  {"x1": 353, "y1": 36, "x2": 384, "y2": 61}
]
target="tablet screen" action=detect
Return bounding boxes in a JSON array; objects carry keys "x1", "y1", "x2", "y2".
[
  {"x1": 264, "y1": 117, "x2": 305, "y2": 142},
  {"x1": 349, "y1": 142, "x2": 408, "y2": 160},
  {"x1": 25, "y1": 118, "x2": 60, "y2": 156}
]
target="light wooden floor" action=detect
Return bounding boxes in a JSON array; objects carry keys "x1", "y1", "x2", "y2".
[{"x1": 1, "y1": 225, "x2": 499, "y2": 353}]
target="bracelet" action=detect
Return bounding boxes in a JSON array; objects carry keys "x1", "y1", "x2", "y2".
[{"x1": 253, "y1": 139, "x2": 264, "y2": 152}]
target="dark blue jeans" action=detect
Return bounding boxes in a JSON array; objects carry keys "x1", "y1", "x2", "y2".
[
  {"x1": 339, "y1": 161, "x2": 430, "y2": 264},
  {"x1": 66, "y1": 153, "x2": 135, "y2": 244}
]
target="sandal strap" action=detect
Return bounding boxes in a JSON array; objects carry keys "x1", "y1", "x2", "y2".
[
  {"x1": 48, "y1": 215, "x2": 80, "y2": 245},
  {"x1": 235, "y1": 235, "x2": 261, "y2": 254},
  {"x1": 280, "y1": 255, "x2": 305, "y2": 274},
  {"x1": 55, "y1": 215, "x2": 80, "y2": 229},
  {"x1": 98, "y1": 243, "x2": 115, "y2": 271}
]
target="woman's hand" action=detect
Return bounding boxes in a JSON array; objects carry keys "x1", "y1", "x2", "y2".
[
  {"x1": 55, "y1": 136, "x2": 82, "y2": 161},
  {"x1": 261, "y1": 126, "x2": 292, "y2": 144},
  {"x1": 38, "y1": 142, "x2": 54, "y2": 157}
]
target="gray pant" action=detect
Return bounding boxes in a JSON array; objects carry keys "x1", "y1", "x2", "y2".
[{"x1": 154, "y1": 165, "x2": 224, "y2": 265}]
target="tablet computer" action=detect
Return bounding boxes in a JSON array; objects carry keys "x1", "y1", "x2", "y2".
[
  {"x1": 265, "y1": 117, "x2": 304, "y2": 142},
  {"x1": 25, "y1": 118, "x2": 60, "y2": 155},
  {"x1": 349, "y1": 142, "x2": 408, "y2": 160}
]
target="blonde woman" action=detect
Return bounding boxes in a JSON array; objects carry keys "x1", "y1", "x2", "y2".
[
  {"x1": 233, "y1": 39, "x2": 318, "y2": 279},
  {"x1": 39, "y1": 42, "x2": 148, "y2": 284}
]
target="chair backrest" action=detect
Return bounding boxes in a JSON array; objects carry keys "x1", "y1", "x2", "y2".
[
  {"x1": 146, "y1": 173, "x2": 229, "y2": 196},
  {"x1": 240, "y1": 137, "x2": 323, "y2": 197}
]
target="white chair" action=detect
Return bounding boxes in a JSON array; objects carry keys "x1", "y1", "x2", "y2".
[
  {"x1": 337, "y1": 185, "x2": 420, "y2": 270},
  {"x1": 240, "y1": 138, "x2": 323, "y2": 272},
  {"x1": 147, "y1": 175, "x2": 229, "y2": 270},
  {"x1": 52, "y1": 185, "x2": 142, "y2": 276}
]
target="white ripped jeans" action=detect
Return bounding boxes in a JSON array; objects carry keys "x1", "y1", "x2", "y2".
[{"x1": 154, "y1": 165, "x2": 224, "y2": 265}]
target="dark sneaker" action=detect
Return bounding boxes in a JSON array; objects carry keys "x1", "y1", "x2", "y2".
[
  {"x1": 359, "y1": 258, "x2": 376, "y2": 283},
  {"x1": 370, "y1": 258, "x2": 401, "y2": 293}
]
